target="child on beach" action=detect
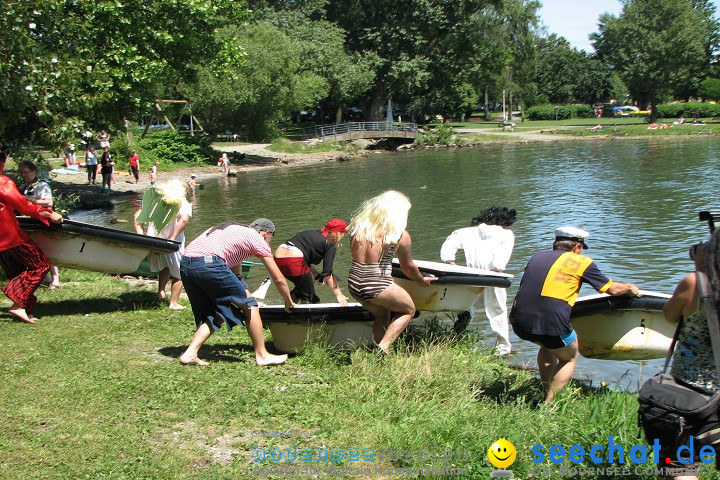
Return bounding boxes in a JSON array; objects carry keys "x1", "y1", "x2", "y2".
[{"x1": 149, "y1": 162, "x2": 159, "y2": 186}]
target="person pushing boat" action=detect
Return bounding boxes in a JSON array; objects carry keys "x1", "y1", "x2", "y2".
[{"x1": 274, "y1": 219, "x2": 349, "y2": 305}]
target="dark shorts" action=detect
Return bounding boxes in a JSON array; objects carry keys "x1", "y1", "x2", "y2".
[
  {"x1": 180, "y1": 255, "x2": 258, "y2": 332},
  {"x1": 511, "y1": 323, "x2": 577, "y2": 349}
]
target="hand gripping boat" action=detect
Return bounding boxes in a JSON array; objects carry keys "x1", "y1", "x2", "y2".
[
  {"x1": 260, "y1": 303, "x2": 374, "y2": 353},
  {"x1": 570, "y1": 290, "x2": 673, "y2": 360},
  {"x1": 391, "y1": 259, "x2": 513, "y2": 312},
  {"x1": 18, "y1": 216, "x2": 180, "y2": 274}
]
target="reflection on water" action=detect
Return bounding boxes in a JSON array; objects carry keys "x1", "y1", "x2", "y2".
[{"x1": 75, "y1": 138, "x2": 719, "y2": 392}]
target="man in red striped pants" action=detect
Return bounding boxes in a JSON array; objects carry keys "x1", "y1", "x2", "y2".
[{"x1": 0, "y1": 150, "x2": 63, "y2": 323}]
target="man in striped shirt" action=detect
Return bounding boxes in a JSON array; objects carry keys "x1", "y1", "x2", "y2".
[{"x1": 178, "y1": 218, "x2": 295, "y2": 366}]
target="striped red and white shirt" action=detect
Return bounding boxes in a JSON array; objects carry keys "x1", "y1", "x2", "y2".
[{"x1": 184, "y1": 224, "x2": 271, "y2": 268}]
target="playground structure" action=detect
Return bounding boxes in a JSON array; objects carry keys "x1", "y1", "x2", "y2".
[{"x1": 140, "y1": 100, "x2": 204, "y2": 138}]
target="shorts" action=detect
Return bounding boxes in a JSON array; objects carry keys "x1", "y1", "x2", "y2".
[
  {"x1": 275, "y1": 255, "x2": 310, "y2": 277},
  {"x1": 180, "y1": 255, "x2": 258, "y2": 332},
  {"x1": 511, "y1": 324, "x2": 577, "y2": 350}
]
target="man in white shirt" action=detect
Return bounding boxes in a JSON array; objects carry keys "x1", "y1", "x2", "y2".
[{"x1": 440, "y1": 206, "x2": 516, "y2": 355}]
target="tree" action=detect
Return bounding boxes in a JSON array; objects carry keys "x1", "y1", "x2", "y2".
[
  {"x1": 591, "y1": 0, "x2": 719, "y2": 120},
  {"x1": 251, "y1": 5, "x2": 376, "y2": 123},
  {"x1": 183, "y1": 23, "x2": 329, "y2": 140},
  {"x1": 0, "y1": 0, "x2": 246, "y2": 148},
  {"x1": 699, "y1": 78, "x2": 720, "y2": 100},
  {"x1": 534, "y1": 35, "x2": 612, "y2": 105},
  {"x1": 324, "y1": 0, "x2": 525, "y2": 121}
]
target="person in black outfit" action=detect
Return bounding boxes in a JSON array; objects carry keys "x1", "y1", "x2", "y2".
[
  {"x1": 273, "y1": 219, "x2": 349, "y2": 304},
  {"x1": 100, "y1": 146, "x2": 113, "y2": 191}
]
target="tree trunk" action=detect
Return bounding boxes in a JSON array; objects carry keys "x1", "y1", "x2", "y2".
[
  {"x1": 335, "y1": 105, "x2": 342, "y2": 124},
  {"x1": 368, "y1": 84, "x2": 386, "y2": 121},
  {"x1": 484, "y1": 85, "x2": 490, "y2": 121}
]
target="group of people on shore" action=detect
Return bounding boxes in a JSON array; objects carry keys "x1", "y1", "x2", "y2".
[{"x1": 1, "y1": 151, "x2": 719, "y2": 476}]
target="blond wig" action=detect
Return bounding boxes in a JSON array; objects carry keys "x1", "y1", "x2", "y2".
[
  {"x1": 348, "y1": 190, "x2": 411, "y2": 244},
  {"x1": 155, "y1": 178, "x2": 187, "y2": 206}
]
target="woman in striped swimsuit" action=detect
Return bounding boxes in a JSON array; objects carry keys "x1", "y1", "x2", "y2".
[{"x1": 348, "y1": 190, "x2": 435, "y2": 354}]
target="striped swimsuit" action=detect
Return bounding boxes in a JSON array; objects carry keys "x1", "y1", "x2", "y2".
[{"x1": 348, "y1": 244, "x2": 396, "y2": 301}]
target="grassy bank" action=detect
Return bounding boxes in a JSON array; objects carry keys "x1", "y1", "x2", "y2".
[{"x1": 0, "y1": 269, "x2": 694, "y2": 479}]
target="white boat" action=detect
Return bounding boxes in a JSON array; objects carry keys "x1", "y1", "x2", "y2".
[
  {"x1": 391, "y1": 259, "x2": 512, "y2": 312},
  {"x1": 260, "y1": 303, "x2": 374, "y2": 353},
  {"x1": 570, "y1": 290, "x2": 673, "y2": 360},
  {"x1": 18, "y1": 217, "x2": 180, "y2": 274}
]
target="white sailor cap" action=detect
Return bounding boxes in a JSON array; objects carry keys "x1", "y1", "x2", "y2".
[{"x1": 554, "y1": 226, "x2": 590, "y2": 249}]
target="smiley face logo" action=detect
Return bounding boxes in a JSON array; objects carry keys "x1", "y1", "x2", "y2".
[{"x1": 487, "y1": 438, "x2": 516, "y2": 469}]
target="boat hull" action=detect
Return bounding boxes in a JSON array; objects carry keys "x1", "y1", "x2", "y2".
[
  {"x1": 261, "y1": 303, "x2": 374, "y2": 353},
  {"x1": 391, "y1": 259, "x2": 512, "y2": 312},
  {"x1": 18, "y1": 217, "x2": 180, "y2": 274},
  {"x1": 570, "y1": 291, "x2": 673, "y2": 360}
]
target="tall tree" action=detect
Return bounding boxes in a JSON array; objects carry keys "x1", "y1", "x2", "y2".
[
  {"x1": 183, "y1": 23, "x2": 329, "y2": 140},
  {"x1": 535, "y1": 35, "x2": 612, "y2": 105},
  {"x1": 0, "y1": 0, "x2": 245, "y2": 147},
  {"x1": 591, "y1": 0, "x2": 719, "y2": 119},
  {"x1": 251, "y1": 5, "x2": 376, "y2": 123},
  {"x1": 324, "y1": 0, "x2": 520, "y2": 121}
]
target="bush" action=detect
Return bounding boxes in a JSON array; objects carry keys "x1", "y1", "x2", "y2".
[
  {"x1": 415, "y1": 122, "x2": 455, "y2": 145},
  {"x1": 655, "y1": 102, "x2": 720, "y2": 119},
  {"x1": 137, "y1": 130, "x2": 216, "y2": 169},
  {"x1": 525, "y1": 104, "x2": 594, "y2": 120}
]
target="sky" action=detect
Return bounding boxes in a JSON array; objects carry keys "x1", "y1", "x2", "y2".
[{"x1": 537, "y1": 0, "x2": 720, "y2": 53}]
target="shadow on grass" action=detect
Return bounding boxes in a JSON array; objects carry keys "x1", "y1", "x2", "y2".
[
  {"x1": 30, "y1": 290, "x2": 162, "y2": 317},
  {"x1": 157, "y1": 341, "x2": 289, "y2": 364},
  {"x1": 475, "y1": 367, "x2": 615, "y2": 408}
]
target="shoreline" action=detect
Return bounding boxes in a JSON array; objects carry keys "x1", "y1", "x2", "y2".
[{"x1": 48, "y1": 128, "x2": 715, "y2": 206}]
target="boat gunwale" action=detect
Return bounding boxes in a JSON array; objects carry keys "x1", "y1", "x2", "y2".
[{"x1": 18, "y1": 216, "x2": 180, "y2": 254}]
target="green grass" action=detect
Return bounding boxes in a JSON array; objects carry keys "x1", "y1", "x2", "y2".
[
  {"x1": 0, "y1": 269, "x2": 713, "y2": 479},
  {"x1": 266, "y1": 139, "x2": 359, "y2": 155}
]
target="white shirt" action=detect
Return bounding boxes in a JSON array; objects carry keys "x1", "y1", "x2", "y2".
[
  {"x1": 147, "y1": 199, "x2": 192, "y2": 245},
  {"x1": 440, "y1": 224, "x2": 514, "y2": 271}
]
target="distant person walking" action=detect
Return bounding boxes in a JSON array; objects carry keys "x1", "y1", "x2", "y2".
[
  {"x1": 128, "y1": 150, "x2": 140, "y2": 184},
  {"x1": 100, "y1": 146, "x2": 113, "y2": 191},
  {"x1": 85, "y1": 146, "x2": 98, "y2": 185}
]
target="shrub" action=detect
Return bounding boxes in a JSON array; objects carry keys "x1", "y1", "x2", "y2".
[
  {"x1": 415, "y1": 122, "x2": 455, "y2": 145},
  {"x1": 525, "y1": 104, "x2": 594, "y2": 120},
  {"x1": 655, "y1": 102, "x2": 720, "y2": 119},
  {"x1": 138, "y1": 130, "x2": 215, "y2": 169}
]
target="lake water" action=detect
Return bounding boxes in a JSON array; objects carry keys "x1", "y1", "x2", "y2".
[{"x1": 72, "y1": 137, "x2": 719, "y2": 391}]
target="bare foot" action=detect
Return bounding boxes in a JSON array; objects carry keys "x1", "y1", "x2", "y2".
[
  {"x1": 168, "y1": 303, "x2": 185, "y2": 310},
  {"x1": 8, "y1": 307, "x2": 36, "y2": 324},
  {"x1": 255, "y1": 353, "x2": 288, "y2": 366},
  {"x1": 178, "y1": 354, "x2": 209, "y2": 366}
]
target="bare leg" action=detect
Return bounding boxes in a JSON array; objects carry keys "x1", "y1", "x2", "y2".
[
  {"x1": 157, "y1": 268, "x2": 170, "y2": 301},
  {"x1": 50, "y1": 266, "x2": 61, "y2": 289},
  {"x1": 168, "y1": 277, "x2": 185, "y2": 310},
  {"x1": 244, "y1": 306, "x2": 287, "y2": 366},
  {"x1": 543, "y1": 341, "x2": 579, "y2": 404},
  {"x1": 537, "y1": 347, "x2": 557, "y2": 392},
  {"x1": 360, "y1": 301, "x2": 391, "y2": 345},
  {"x1": 179, "y1": 322, "x2": 212, "y2": 365},
  {"x1": 8, "y1": 303, "x2": 36, "y2": 324},
  {"x1": 364, "y1": 284, "x2": 416, "y2": 353}
]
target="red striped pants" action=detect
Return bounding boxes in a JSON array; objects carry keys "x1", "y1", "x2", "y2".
[{"x1": 0, "y1": 240, "x2": 51, "y2": 313}]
